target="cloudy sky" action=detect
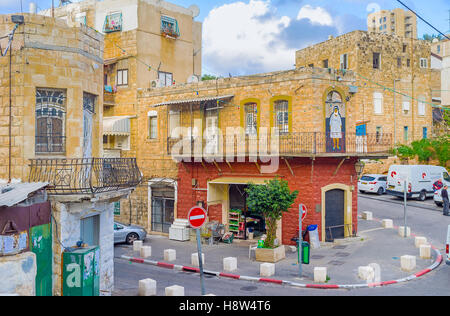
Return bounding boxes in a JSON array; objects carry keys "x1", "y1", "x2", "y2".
[{"x1": 1, "y1": 0, "x2": 448, "y2": 76}]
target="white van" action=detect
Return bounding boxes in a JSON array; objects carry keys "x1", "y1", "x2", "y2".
[
  {"x1": 434, "y1": 171, "x2": 450, "y2": 207},
  {"x1": 386, "y1": 165, "x2": 449, "y2": 201}
]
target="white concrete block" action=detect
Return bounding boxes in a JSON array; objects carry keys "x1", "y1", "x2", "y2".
[
  {"x1": 133, "y1": 240, "x2": 143, "y2": 252},
  {"x1": 358, "y1": 266, "x2": 375, "y2": 281},
  {"x1": 314, "y1": 267, "x2": 327, "y2": 283},
  {"x1": 140, "y1": 246, "x2": 152, "y2": 258},
  {"x1": 223, "y1": 257, "x2": 237, "y2": 272},
  {"x1": 191, "y1": 253, "x2": 205, "y2": 267},
  {"x1": 398, "y1": 226, "x2": 411, "y2": 237},
  {"x1": 138, "y1": 278, "x2": 156, "y2": 296},
  {"x1": 260, "y1": 263, "x2": 275, "y2": 277},
  {"x1": 381, "y1": 219, "x2": 393, "y2": 228},
  {"x1": 420, "y1": 244, "x2": 432, "y2": 259},
  {"x1": 414, "y1": 236, "x2": 427, "y2": 248},
  {"x1": 288, "y1": 246, "x2": 297, "y2": 253},
  {"x1": 362, "y1": 211, "x2": 373, "y2": 220},
  {"x1": 164, "y1": 249, "x2": 176, "y2": 262},
  {"x1": 165, "y1": 285, "x2": 185, "y2": 296},
  {"x1": 401, "y1": 255, "x2": 416, "y2": 272}
]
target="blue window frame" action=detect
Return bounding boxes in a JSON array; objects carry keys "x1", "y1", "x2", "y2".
[
  {"x1": 423, "y1": 127, "x2": 428, "y2": 139},
  {"x1": 161, "y1": 16, "x2": 180, "y2": 38}
]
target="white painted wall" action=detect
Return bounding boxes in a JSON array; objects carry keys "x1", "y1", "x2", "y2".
[
  {"x1": 0, "y1": 252, "x2": 36, "y2": 296},
  {"x1": 442, "y1": 41, "x2": 450, "y2": 106}
]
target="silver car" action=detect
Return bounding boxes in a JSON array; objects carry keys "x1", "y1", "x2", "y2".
[{"x1": 114, "y1": 221, "x2": 147, "y2": 245}]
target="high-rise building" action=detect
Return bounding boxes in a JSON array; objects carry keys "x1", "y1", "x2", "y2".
[{"x1": 367, "y1": 8, "x2": 417, "y2": 39}]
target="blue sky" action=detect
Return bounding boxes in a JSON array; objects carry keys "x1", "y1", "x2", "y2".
[{"x1": 1, "y1": 0, "x2": 448, "y2": 75}]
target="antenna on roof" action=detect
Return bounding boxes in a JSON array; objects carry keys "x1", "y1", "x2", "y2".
[
  {"x1": 188, "y1": 4, "x2": 200, "y2": 18},
  {"x1": 59, "y1": 0, "x2": 72, "y2": 7}
]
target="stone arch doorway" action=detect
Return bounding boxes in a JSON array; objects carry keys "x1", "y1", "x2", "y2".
[{"x1": 321, "y1": 183, "x2": 353, "y2": 242}]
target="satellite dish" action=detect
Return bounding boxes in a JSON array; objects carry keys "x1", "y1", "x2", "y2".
[
  {"x1": 187, "y1": 75, "x2": 199, "y2": 84},
  {"x1": 188, "y1": 4, "x2": 200, "y2": 18}
]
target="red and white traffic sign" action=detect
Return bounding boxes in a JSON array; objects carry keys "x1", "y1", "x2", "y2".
[
  {"x1": 188, "y1": 206, "x2": 207, "y2": 229},
  {"x1": 300, "y1": 204, "x2": 307, "y2": 221}
]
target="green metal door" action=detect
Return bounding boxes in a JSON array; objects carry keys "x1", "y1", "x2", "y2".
[
  {"x1": 63, "y1": 246, "x2": 99, "y2": 296},
  {"x1": 30, "y1": 223, "x2": 53, "y2": 296}
]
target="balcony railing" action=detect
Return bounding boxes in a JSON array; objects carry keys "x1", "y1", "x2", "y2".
[
  {"x1": 28, "y1": 158, "x2": 142, "y2": 195},
  {"x1": 167, "y1": 132, "x2": 392, "y2": 158}
]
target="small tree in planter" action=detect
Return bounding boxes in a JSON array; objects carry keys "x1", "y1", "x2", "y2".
[{"x1": 245, "y1": 177, "x2": 298, "y2": 249}]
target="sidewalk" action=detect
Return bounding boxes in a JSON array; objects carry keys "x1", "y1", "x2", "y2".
[{"x1": 115, "y1": 216, "x2": 441, "y2": 288}]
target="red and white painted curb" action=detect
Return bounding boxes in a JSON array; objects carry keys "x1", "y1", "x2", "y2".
[{"x1": 121, "y1": 216, "x2": 442, "y2": 290}]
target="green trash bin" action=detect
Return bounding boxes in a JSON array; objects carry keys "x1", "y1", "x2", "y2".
[{"x1": 296, "y1": 240, "x2": 310, "y2": 265}]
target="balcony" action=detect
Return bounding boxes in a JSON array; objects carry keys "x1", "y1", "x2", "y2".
[
  {"x1": 166, "y1": 132, "x2": 392, "y2": 160},
  {"x1": 104, "y1": 91, "x2": 115, "y2": 107},
  {"x1": 28, "y1": 158, "x2": 142, "y2": 195}
]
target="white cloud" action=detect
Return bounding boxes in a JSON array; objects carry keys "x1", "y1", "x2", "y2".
[
  {"x1": 296, "y1": 5, "x2": 333, "y2": 26},
  {"x1": 202, "y1": 0, "x2": 295, "y2": 76}
]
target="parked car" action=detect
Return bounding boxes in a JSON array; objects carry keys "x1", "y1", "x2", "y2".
[
  {"x1": 386, "y1": 165, "x2": 449, "y2": 201},
  {"x1": 433, "y1": 171, "x2": 450, "y2": 207},
  {"x1": 358, "y1": 174, "x2": 387, "y2": 195},
  {"x1": 114, "y1": 221, "x2": 147, "y2": 245}
]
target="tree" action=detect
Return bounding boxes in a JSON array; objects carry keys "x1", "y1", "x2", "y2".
[
  {"x1": 422, "y1": 33, "x2": 443, "y2": 42},
  {"x1": 393, "y1": 136, "x2": 449, "y2": 167},
  {"x1": 245, "y1": 177, "x2": 298, "y2": 249},
  {"x1": 201, "y1": 74, "x2": 218, "y2": 81}
]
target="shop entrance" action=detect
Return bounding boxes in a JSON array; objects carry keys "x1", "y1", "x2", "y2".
[{"x1": 228, "y1": 184, "x2": 265, "y2": 240}]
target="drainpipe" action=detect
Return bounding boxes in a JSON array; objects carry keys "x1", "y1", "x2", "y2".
[{"x1": 8, "y1": 40, "x2": 12, "y2": 183}]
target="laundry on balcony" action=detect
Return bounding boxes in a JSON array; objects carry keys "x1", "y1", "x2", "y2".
[
  {"x1": 161, "y1": 15, "x2": 180, "y2": 38},
  {"x1": 103, "y1": 12, "x2": 122, "y2": 33}
]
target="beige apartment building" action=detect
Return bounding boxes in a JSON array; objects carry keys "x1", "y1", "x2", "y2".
[
  {"x1": 296, "y1": 31, "x2": 434, "y2": 145},
  {"x1": 367, "y1": 8, "x2": 417, "y2": 39},
  {"x1": 41, "y1": 0, "x2": 202, "y2": 160}
]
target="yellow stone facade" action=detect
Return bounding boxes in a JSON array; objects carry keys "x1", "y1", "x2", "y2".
[{"x1": 0, "y1": 13, "x2": 104, "y2": 181}]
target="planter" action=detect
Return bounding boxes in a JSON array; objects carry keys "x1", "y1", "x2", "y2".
[{"x1": 255, "y1": 246, "x2": 286, "y2": 263}]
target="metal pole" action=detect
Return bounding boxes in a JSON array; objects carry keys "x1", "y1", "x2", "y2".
[
  {"x1": 404, "y1": 180, "x2": 407, "y2": 237},
  {"x1": 196, "y1": 228, "x2": 206, "y2": 295},
  {"x1": 298, "y1": 205, "x2": 303, "y2": 277}
]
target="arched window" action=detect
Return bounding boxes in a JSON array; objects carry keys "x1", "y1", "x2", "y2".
[
  {"x1": 244, "y1": 102, "x2": 258, "y2": 136},
  {"x1": 273, "y1": 99, "x2": 289, "y2": 135}
]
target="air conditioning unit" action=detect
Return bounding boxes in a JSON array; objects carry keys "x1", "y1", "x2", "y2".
[{"x1": 151, "y1": 79, "x2": 161, "y2": 88}]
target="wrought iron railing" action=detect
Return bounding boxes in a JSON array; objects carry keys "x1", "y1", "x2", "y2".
[
  {"x1": 167, "y1": 132, "x2": 392, "y2": 157},
  {"x1": 28, "y1": 158, "x2": 142, "y2": 195}
]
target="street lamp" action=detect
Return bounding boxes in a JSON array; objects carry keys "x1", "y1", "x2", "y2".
[{"x1": 355, "y1": 160, "x2": 365, "y2": 178}]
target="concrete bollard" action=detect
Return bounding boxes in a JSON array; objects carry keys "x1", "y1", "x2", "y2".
[
  {"x1": 133, "y1": 240, "x2": 143, "y2": 252},
  {"x1": 398, "y1": 226, "x2": 411, "y2": 237},
  {"x1": 314, "y1": 267, "x2": 327, "y2": 283},
  {"x1": 288, "y1": 246, "x2": 297, "y2": 253},
  {"x1": 191, "y1": 253, "x2": 205, "y2": 267},
  {"x1": 419, "y1": 244, "x2": 432, "y2": 259},
  {"x1": 381, "y1": 219, "x2": 393, "y2": 229},
  {"x1": 223, "y1": 257, "x2": 237, "y2": 272},
  {"x1": 164, "y1": 249, "x2": 176, "y2": 262},
  {"x1": 400, "y1": 255, "x2": 416, "y2": 272},
  {"x1": 362, "y1": 211, "x2": 373, "y2": 220},
  {"x1": 414, "y1": 236, "x2": 427, "y2": 248},
  {"x1": 358, "y1": 266, "x2": 375, "y2": 281},
  {"x1": 138, "y1": 278, "x2": 157, "y2": 296},
  {"x1": 165, "y1": 285, "x2": 185, "y2": 296},
  {"x1": 140, "y1": 246, "x2": 152, "y2": 258},
  {"x1": 260, "y1": 263, "x2": 275, "y2": 277}
]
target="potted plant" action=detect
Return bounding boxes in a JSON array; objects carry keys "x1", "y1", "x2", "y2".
[{"x1": 245, "y1": 177, "x2": 298, "y2": 262}]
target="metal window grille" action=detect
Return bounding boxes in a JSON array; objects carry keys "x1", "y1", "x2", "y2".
[
  {"x1": 244, "y1": 103, "x2": 257, "y2": 135},
  {"x1": 274, "y1": 100, "x2": 289, "y2": 135},
  {"x1": 161, "y1": 16, "x2": 180, "y2": 37}
]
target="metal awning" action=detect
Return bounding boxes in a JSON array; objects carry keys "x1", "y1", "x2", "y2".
[
  {"x1": 103, "y1": 116, "x2": 133, "y2": 136},
  {"x1": 208, "y1": 177, "x2": 273, "y2": 185},
  {"x1": 152, "y1": 95, "x2": 234, "y2": 107},
  {"x1": 0, "y1": 182, "x2": 49, "y2": 207}
]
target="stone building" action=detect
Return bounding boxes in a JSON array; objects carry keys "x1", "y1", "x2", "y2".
[
  {"x1": 131, "y1": 67, "x2": 392, "y2": 244},
  {"x1": 367, "y1": 8, "x2": 417, "y2": 39},
  {"x1": 441, "y1": 39, "x2": 450, "y2": 108},
  {"x1": 296, "y1": 31, "x2": 434, "y2": 144},
  {"x1": 0, "y1": 13, "x2": 140, "y2": 295}
]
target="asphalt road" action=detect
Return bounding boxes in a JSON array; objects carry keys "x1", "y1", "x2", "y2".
[{"x1": 113, "y1": 192, "x2": 449, "y2": 297}]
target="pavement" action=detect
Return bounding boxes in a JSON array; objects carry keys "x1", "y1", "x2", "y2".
[{"x1": 114, "y1": 214, "x2": 442, "y2": 292}]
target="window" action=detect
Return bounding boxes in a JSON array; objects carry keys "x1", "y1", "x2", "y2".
[
  {"x1": 104, "y1": 74, "x2": 108, "y2": 86},
  {"x1": 340, "y1": 54, "x2": 348, "y2": 70},
  {"x1": 383, "y1": 17, "x2": 386, "y2": 22},
  {"x1": 403, "y1": 44, "x2": 407, "y2": 53},
  {"x1": 373, "y1": 92, "x2": 383, "y2": 114},
  {"x1": 158, "y1": 71, "x2": 173, "y2": 87},
  {"x1": 103, "y1": 12, "x2": 122, "y2": 33},
  {"x1": 418, "y1": 99, "x2": 426, "y2": 116},
  {"x1": 148, "y1": 111, "x2": 157, "y2": 139},
  {"x1": 437, "y1": 45, "x2": 441, "y2": 54},
  {"x1": 322, "y1": 59, "x2": 329, "y2": 68},
  {"x1": 420, "y1": 58, "x2": 428, "y2": 68},
  {"x1": 402, "y1": 101, "x2": 410, "y2": 113},
  {"x1": 75, "y1": 12, "x2": 86, "y2": 25},
  {"x1": 117, "y1": 69, "x2": 128, "y2": 86},
  {"x1": 161, "y1": 15, "x2": 180, "y2": 38},
  {"x1": 397, "y1": 57, "x2": 402, "y2": 67},
  {"x1": 376, "y1": 126, "x2": 383, "y2": 143},
  {"x1": 378, "y1": 176, "x2": 387, "y2": 182},
  {"x1": 308, "y1": 63, "x2": 314, "y2": 68},
  {"x1": 443, "y1": 172, "x2": 450, "y2": 182},
  {"x1": 169, "y1": 110, "x2": 180, "y2": 138},
  {"x1": 274, "y1": 100, "x2": 289, "y2": 135},
  {"x1": 103, "y1": 135, "x2": 108, "y2": 144},
  {"x1": 373, "y1": 52, "x2": 380, "y2": 69},
  {"x1": 81, "y1": 215, "x2": 99, "y2": 246},
  {"x1": 403, "y1": 126, "x2": 409, "y2": 142},
  {"x1": 422, "y1": 127, "x2": 428, "y2": 139},
  {"x1": 35, "y1": 88, "x2": 66, "y2": 154},
  {"x1": 244, "y1": 103, "x2": 258, "y2": 136},
  {"x1": 407, "y1": 59, "x2": 410, "y2": 67}
]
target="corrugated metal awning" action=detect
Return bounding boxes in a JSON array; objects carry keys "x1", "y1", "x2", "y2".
[
  {"x1": 0, "y1": 182, "x2": 48, "y2": 207},
  {"x1": 152, "y1": 95, "x2": 234, "y2": 107},
  {"x1": 103, "y1": 116, "x2": 133, "y2": 136}
]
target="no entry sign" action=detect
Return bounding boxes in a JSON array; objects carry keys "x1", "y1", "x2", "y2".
[
  {"x1": 300, "y1": 204, "x2": 307, "y2": 221},
  {"x1": 188, "y1": 206, "x2": 207, "y2": 229}
]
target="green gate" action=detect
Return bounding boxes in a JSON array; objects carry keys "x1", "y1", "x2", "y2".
[{"x1": 30, "y1": 223, "x2": 53, "y2": 296}]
